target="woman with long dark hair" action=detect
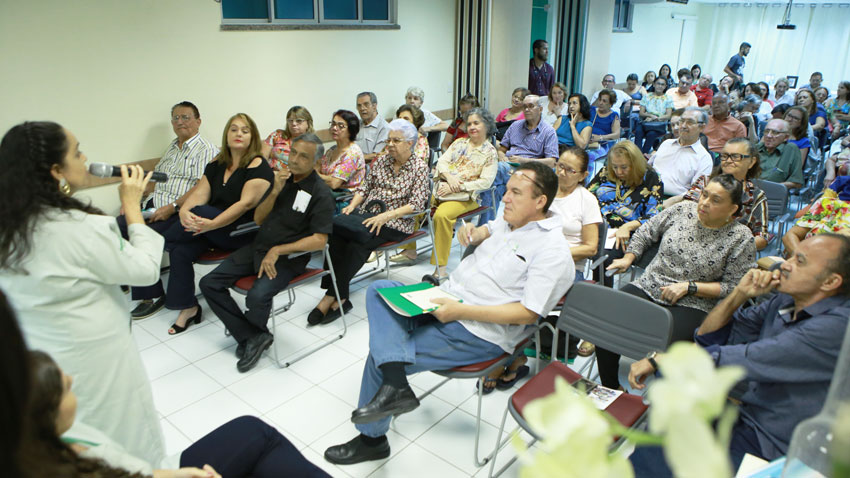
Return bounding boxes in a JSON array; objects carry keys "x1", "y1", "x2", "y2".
[
  {"x1": 0, "y1": 121, "x2": 165, "y2": 465},
  {"x1": 553, "y1": 93, "x2": 592, "y2": 150}
]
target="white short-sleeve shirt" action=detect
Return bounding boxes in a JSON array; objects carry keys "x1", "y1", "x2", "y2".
[{"x1": 549, "y1": 187, "x2": 603, "y2": 272}]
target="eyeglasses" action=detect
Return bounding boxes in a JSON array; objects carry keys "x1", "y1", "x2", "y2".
[
  {"x1": 679, "y1": 118, "x2": 703, "y2": 126},
  {"x1": 522, "y1": 103, "x2": 539, "y2": 110},
  {"x1": 386, "y1": 137, "x2": 407, "y2": 144},
  {"x1": 718, "y1": 153, "x2": 751, "y2": 163},
  {"x1": 329, "y1": 121, "x2": 347, "y2": 130},
  {"x1": 512, "y1": 170, "x2": 546, "y2": 192},
  {"x1": 287, "y1": 119, "x2": 305, "y2": 126},
  {"x1": 171, "y1": 115, "x2": 196, "y2": 123},
  {"x1": 763, "y1": 128, "x2": 788, "y2": 137},
  {"x1": 556, "y1": 163, "x2": 580, "y2": 175}
]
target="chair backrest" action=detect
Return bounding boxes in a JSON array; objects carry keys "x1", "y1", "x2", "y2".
[
  {"x1": 557, "y1": 281, "x2": 674, "y2": 360},
  {"x1": 752, "y1": 179, "x2": 789, "y2": 221},
  {"x1": 594, "y1": 221, "x2": 607, "y2": 262},
  {"x1": 427, "y1": 130, "x2": 442, "y2": 150}
]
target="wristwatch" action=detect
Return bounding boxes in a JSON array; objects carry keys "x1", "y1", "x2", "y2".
[
  {"x1": 646, "y1": 350, "x2": 658, "y2": 372},
  {"x1": 171, "y1": 202, "x2": 179, "y2": 211},
  {"x1": 688, "y1": 280, "x2": 697, "y2": 295}
]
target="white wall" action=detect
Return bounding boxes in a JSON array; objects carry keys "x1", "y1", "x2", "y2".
[
  {"x1": 489, "y1": 0, "x2": 533, "y2": 112},
  {"x1": 0, "y1": 0, "x2": 456, "y2": 212},
  {"x1": 582, "y1": 0, "x2": 615, "y2": 98}
]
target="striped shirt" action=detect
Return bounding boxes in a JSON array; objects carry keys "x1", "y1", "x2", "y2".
[
  {"x1": 146, "y1": 133, "x2": 218, "y2": 208},
  {"x1": 500, "y1": 119, "x2": 559, "y2": 160}
]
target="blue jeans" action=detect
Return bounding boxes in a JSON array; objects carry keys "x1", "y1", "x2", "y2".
[
  {"x1": 355, "y1": 280, "x2": 505, "y2": 437},
  {"x1": 478, "y1": 162, "x2": 512, "y2": 225}
]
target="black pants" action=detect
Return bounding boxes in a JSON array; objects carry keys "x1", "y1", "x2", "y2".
[
  {"x1": 199, "y1": 246, "x2": 309, "y2": 344},
  {"x1": 320, "y1": 213, "x2": 407, "y2": 300},
  {"x1": 179, "y1": 416, "x2": 329, "y2": 478},
  {"x1": 595, "y1": 283, "x2": 707, "y2": 389},
  {"x1": 633, "y1": 121, "x2": 667, "y2": 153}
]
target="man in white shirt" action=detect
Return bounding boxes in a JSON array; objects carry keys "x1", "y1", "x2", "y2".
[
  {"x1": 650, "y1": 107, "x2": 713, "y2": 196},
  {"x1": 405, "y1": 86, "x2": 448, "y2": 133},
  {"x1": 323, "y1": 162, "x2": 574, "y2": 466},
  {"x1": 355, "y1": 92, "x2": 390, "y2": 162},
  {"x1": 591, "y1": 74, "x2": 631, "y2": 113}
]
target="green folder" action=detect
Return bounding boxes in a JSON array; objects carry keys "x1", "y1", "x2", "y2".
[{"x1": 376, "y1": 282, "x2": 454, "y2": 317}]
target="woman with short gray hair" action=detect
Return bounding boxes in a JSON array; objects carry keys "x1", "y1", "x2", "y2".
[{"x1": 405, "y1": 86, "x2": 447, "y2": 132}]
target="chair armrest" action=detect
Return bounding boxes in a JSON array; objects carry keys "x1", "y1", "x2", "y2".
[
  {"x1": 589, "y1": 254, "x2": 609, "y2": 270},
  {"x1": 230, "y1": 222, "x2": 259, "y2": 237}
]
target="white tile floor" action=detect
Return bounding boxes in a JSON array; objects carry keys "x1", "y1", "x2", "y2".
[{"x1": 131, "y1": 239, "x2": 610, "y2": 478}]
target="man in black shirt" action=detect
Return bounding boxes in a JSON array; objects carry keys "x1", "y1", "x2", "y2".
[{"x1": 200, "y1": 133, "x2": 335, "y2": 372}]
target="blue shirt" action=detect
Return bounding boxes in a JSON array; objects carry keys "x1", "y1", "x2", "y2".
[
  {"x1": 727, "y1": 54, "x2": 745, "y2": 81},
  {"x1": 590, "y1": 107, "x2": 619, "y2": 136},
  {"x1": 695, "y1": 293, "x2": 850, "y2": 459},
  {"x1": 810, "y1": 104, "x2": 828, "y2": 126},
  {"x1": 555, "y1": 117, "x2": 592, "y2": 146},
  {"x1": 501, "y1": 119, "x2": 559, "y2": 160}
]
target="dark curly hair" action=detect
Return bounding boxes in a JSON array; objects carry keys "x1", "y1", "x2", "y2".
[{"x1": 0, "y1": 122, "x2": 103, "y2": 272}]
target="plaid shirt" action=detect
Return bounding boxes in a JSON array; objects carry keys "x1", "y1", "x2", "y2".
[{"x1": 355, "y1": 154, "x2": 430, "y2": 234}]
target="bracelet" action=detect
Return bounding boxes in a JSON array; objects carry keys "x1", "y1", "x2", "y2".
[{"x1": 688, "y1": 280, "x2": 697, "y2": 295}]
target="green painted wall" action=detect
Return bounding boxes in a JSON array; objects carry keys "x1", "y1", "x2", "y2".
[{"x1": 530, "y1": 0, "x2": 549, "y2": 57}]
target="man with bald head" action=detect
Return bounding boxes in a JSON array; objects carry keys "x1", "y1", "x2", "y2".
[
  {"x1": 703, "y1": 94, "x2": 746, "y2": 153},
  {"x1": 758, "y1": 119, "x2": 803, "y2": 189},
  {"x1": 691, "y1": 74, "x2": 714, "y2": 108}
]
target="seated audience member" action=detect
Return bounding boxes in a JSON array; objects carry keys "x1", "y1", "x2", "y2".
[
  {"x1": 692, "y1": 73, "x2": 714, "y2": 108},
  {"x1": 758, "y1": 81, "x2": 774, "y2": 107},
  {"x1": 588, "y1": 140, "x2": 663, "y2": 287},
  {"x1": 800, "y1": 71, "x2": 824, "y2": 91},
  {"x1": 629, "y1": 234, "x2": 850, "y2": 473},
  {"x1": 498, "y1": 94, "x2": 559, "y2": 167},
  {"x1": 743, "y1": 83, "x2": 772, "y2": 123},
  {"x1": 604, "y1": 175, "x2": 756, "y2": 390},
  {"x1": 704, "y1": 94, "x2": 746, "y2": 153},
  {"x1": 540, "y1": 82, "x2": 568, "y2": 126},
  {"x1": 405, "y1": 86, "x2": 448, "y2": 133},
  {"x1": 323, "y1": 163, "x2": 574, "y2": 465},
  {"x1": 634, "y1": 76, "x2": 674, "y2": 153},
  {"x1": 734, "y1": 94, "x2": 762, "y2": 143},
  {"x1": 717, "y1": 75, "x2": 734, "y2": 96},
  {"x1": 375, "y1": 105, "x2": 430, "y2": 167},
  {"x1": 826, "y1": 81, "x2": 850, "y2": 138},
  {"x1": 783, "y1": 183, "x2": 850, "y2": 256},
  {"x1": 641, "y1": 70, "x2": 657, "y2": 89},
  {"x1": 590, "y1": 74, "x2": 631, "y2": 113},
  {"x1": 139, "y1": 114, "x2": 275, "y2": 338},
  {"x1": 496, "y1": 87, "x2": 529, "y2": 123},
  {"x1": 0, "y1": 122, "x2": 166, "y2": 465},
  {"x1": 690, "y1": 64, "x2": 702, "y2": 83},
  {"x1": 309, "y1": 120, "x2": 430, "y2": 325},
  {"x1": 624, "y1": 73, "x2": 648, "y2": 131},
  {"x1": 118, "y1": 101, "x2": 217, "y2": 319},
  {"x1": 796, "y1": 88, "x2": 828, "y2": 133},
  {"x1": 665, "y1": 72, "x2": 698, "y2": 109},
  {"x1": 656, "y1": 109, "x2": 710, "y2": 153},
  {"x1": 758, "y1": 119, "x2": 804, "y2": 189},
  {"x1": 418, "y1": 107, "x2": 498, "y2": 282},
  {"x1": 554, "y1": 93, "x2": 593, "y2": 150},
  {"x1": 771, "y1": 103, "x2": 791, "y2": 121},
  {"x1": 200, "y1": 134, "x2": 334, "y2": 372},
  {"x1": 355, "y1": 91, "x2": 390, "y2": 162},
  {"x1": 588, "y1": 89, "x2": 621, "y2": 163},
  {"x1": 317, "y1": 110, "x2": 366, "y2": 190},
  {"x1": 667, "y1": 138, "x2": 768, "y2": 250},
  {"x1": 27, "y1": 350, "x2": 330, "y2": 477},
  {"x1": 657, "y1": 63, "x2": 674, "y2": 90},
  {"x1": 784, "y1": 106, "x2": 812, "y2": 166},
  {"x1": 649, "y1": 107, "x2": 713, "y2": 197},
  {"x1": 441, "y1": 94, "x2": 480, "y2": 152},
  {"x1": 824, "y1": 134, "x2": 850, "y2": 186},
  {"x1": 772, "y1": 77, "x2": 795, "y2": 106},
  {"x1": 262, "y1": 105, "x2": 314, "y2": 170},
  {"x1": 814, "y1": 86, "x2": 830, "y2": 106}
]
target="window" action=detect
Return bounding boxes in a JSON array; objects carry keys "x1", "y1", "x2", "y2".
[
  {"x1": 613, "y1": 0, "x2": 633, "y2": 32},
  {"x1": 221, "y1": 0, "x2": 396, "y2": 27}
]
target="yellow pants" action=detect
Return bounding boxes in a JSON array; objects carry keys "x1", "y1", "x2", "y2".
[{"x1": 429, "y1": 198, "x2": 479, "y2": 266}]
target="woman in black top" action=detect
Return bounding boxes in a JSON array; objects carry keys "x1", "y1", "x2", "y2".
[{"x1": 135, "y1": 113, "x2": 273, "y2": 335}]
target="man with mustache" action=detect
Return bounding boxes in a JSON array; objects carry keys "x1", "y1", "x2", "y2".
[{"x1": 628, "y1": 233, "x2": 850, "y2": 475}]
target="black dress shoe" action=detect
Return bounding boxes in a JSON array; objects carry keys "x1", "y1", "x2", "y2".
[
  {"x1": 307, "y1": 307, "x2": 326, "y2": 326},
  {"x1": 351, "y1": 384, "x2": 420, "y2": 424},
  {"x1": 324, "y1": 435, "x2": 390, "y2": 465},
  {"x1": 131, "y1": 297, "x2": 165, "y2": 320},
  {"x1": 237, "y1": 332, "x2": 273, "y2": 373},
  {"x1": 321, "y1": 300, "x2": 353, "y2": 325},
  {"x1": 235, "y1": 341, "x2": 246, "y2": 359}
]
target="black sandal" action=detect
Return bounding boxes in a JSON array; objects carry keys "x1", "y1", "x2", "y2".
[
  {"x1": 168, "y1": 305, "x2": 202, "y2": 335},
  {"x1": 477, "y1": 377, "x2": 499, "y2": 395}
]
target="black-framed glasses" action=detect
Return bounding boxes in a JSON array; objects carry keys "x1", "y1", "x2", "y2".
[{"x1": 719, "y1": 153, "x2": 751, "y2": 163}]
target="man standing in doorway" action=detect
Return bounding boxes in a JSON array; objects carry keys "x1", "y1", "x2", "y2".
[
  {"x1": 528, "y1": 39, "x2": 555, "y2": 97},
  {"x1": 724, "y1": 42, "x2": 751, "y2": 88}
]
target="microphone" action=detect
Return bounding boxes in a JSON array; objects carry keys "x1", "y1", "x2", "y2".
[{"x1": 88, "y1": 162, "x2": 168, "y2": 182}]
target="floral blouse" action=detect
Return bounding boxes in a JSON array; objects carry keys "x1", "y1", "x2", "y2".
[
  {"x1": 372, "y1": 133, "x2": 430, "y2": 165},
  {"x1": 796, "y1": 196, "x2": 850, "y2": 238},
  {"x1": 319, "y1": 143, "x2": 365, "y2": 189},
  {"x1": 683, "y1": 175, "x2": 768, "y2": 239},
  {"x1": 355, "y1": 154, "x2": 430, "y2": 234},
  {"x1": 433, "y1": 138, "x2": 498, "y2": 199},
  {"x1": 825, "y1": 98, "x2": 850, "y2": 129},
  {"x1": 587, "y1": 166, "x2": 664, "y2": 228},
  {"x1": 263, "y1": 130, "x2": 291, "y2": 170}
]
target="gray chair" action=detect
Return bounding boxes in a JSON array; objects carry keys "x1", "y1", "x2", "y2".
[
  {"x1": 487, "y1": 281, "x2": 674, "y2": 477},
  {"x1": 752, "y1": 179, "x2": 792, "y2": 254}
]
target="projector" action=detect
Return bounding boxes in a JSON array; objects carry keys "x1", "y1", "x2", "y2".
[{"x1": 777, "y1": 23, "x2": 796, "y2": 30}]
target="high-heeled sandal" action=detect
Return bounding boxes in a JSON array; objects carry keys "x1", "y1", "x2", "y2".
[{"x1": 168, "y1": 304, "x2": 203, "y2": 335}]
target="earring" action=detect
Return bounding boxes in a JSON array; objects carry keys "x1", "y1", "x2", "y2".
[{"x1": 59, "y1": 178, "x2": 71, "y2": 196}]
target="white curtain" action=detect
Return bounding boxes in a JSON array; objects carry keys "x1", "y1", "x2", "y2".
[{"x1": 700, "y1": 4, "x2": 850, "y2": 92}]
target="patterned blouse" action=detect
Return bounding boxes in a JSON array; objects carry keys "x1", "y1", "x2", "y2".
[
  {"x1": 796, "y1": 196, "x2": 850, "y2": 238},
  {"x1": 587, "y1": 166, "x2": 664, "y2": 228},
  {"x1": 642, "y1": 93, "x2": 674, "y2": 118},
  {"x1": 627, "y1": 201, "x2": 756, "y2": 312},
  {"x1": 263, "y1": 130, "x2": 291, "y2": 170},
  {"x1": 433, "y1": 138, "x2": 498, "y2": 199},
  {"x1": 825, "y1": 97, "x2": 850, "y2": 129},
  {"x1": 355, "y1": 154, "x2": 430, "y2": 234},
  {"x1": 319, "y1": 143, "x2": 366, "y2": 189},
  {"x1": 372, "y1": 134, "x2": 430, "y2": 165},
  {"x1": 683, "y1": 175, "x2": 768, "y2": 239}
]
